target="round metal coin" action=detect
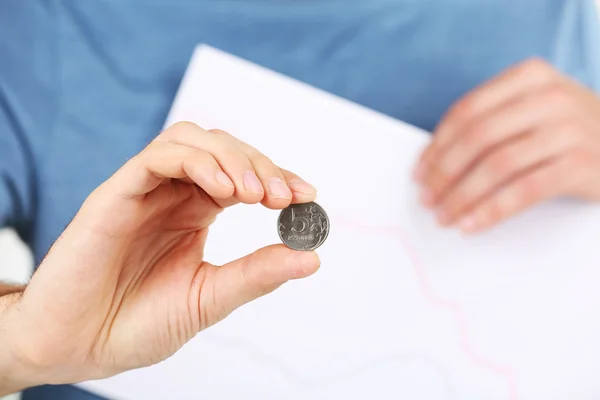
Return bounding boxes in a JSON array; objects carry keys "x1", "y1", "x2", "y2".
[{"x1": 277, "y1": 201, "x2": 330, "y2": 251}]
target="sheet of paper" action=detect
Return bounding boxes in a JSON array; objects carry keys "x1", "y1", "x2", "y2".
[{"x1": 80, "y1": 45, "x2": 600, "y2": 400}]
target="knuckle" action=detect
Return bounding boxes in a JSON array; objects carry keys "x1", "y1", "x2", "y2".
[
  {"x1": 172, "y1": 120, "x2": 199, "y2": 130},
  {"x1": 246, "y1": 147, "x2": 274, "y2": 167},
  {"x1": 468, "y1": 120, "x2": 497, "y2": 146},
  {"x1": 245, "y1": 146, "x2": 262, "y2": 160},
  {"x1": 220, "y1": 143, "x2": 244, "y2": 160},
  {"x1": 187, "y1": 147, "x2": 209, "y2": 164},
  {"x1": 519, "y1": 57, "x2": 554, "y2": 78},
  {"x1": 542, "y1": 84, "x2": 573, "y2": 110},
  {"x1": 145, "y1": 139, "x2": 168, "y2": 155},
  {"x1": 451, "y1": 97, "x2": 477, "y2": 124},
  {"x1": 164, "y1": 120, "x2": 200, "y2": 140},
  {"x1": 208, "y1": 128, "x2": 231, "y2": 137},
  {"x1": 456, "y1": 130, "x2": 487, "y2": 161}
]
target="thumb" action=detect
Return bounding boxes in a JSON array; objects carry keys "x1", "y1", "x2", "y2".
[{"x1": 200, "y1": 244, "x2": 320, "y2": 329}]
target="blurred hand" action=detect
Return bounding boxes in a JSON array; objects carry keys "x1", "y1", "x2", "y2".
[
  {"x1": 414, "y1": 58, "x2": 600, "y2": 233},
  {"x1": 1, "y1": 122, "x2": 320, "y2": 389}
]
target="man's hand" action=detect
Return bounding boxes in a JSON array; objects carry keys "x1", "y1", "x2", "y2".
[
  {"x1": 0, "y1": 122, "x2": 320, "y2": 393},
  {"x1": 414, "y1": 58, "x2": 600, "y2": 233}
]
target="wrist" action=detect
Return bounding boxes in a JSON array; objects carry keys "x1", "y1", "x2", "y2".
[{"x1": 0, "y1": 290, "x2": 37, "y2": 396}]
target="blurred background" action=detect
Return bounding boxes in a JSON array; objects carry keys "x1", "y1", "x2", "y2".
[
  {"x1": 0, "y1": 229, "x2": 32, "y2": 286},
  {"x1": 1, "y1": 2, "x2": 599, "y2": 400}
]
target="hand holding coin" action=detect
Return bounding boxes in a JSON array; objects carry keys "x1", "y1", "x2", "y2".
[{"x1": 0, "y1": 121, "x2": 322, "y2": 394}]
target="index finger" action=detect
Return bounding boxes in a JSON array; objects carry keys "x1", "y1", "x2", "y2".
[
  {"x1": 216, "y1": 131, "x2": 318, "y2": 205},
  {"x1": 158, "y1": 122, "x2": 317, "y2": 209},
  {"x1": 214, "y1": 167, "x2": 317, "y2": 209}
]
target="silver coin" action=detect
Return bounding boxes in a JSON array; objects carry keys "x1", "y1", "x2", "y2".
[{"x1": 277, "y1": 201, "x2": 330, "y2": 251}]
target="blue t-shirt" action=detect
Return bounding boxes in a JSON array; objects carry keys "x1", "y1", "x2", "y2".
[{"x1": 1, "y1": 1, "x2": 599, "y2": 399}]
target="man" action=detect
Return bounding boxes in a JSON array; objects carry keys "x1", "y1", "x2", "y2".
[{"x1": 1, "y1": 0, "x2": 600, "y2": 399}]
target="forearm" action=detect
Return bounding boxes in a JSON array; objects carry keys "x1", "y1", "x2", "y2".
[{"x1": 0, "y1": 283, "x2": 30, "y2": 396}]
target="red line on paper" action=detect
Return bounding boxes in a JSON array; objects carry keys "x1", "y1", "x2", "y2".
[{"x1": 335, "y1": 217, "x2": 518, "y2": 400}]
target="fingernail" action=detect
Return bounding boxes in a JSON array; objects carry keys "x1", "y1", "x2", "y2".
[
  {"x1": 268, "y1": 177, "x2": 292, "y2": 199},
  {"x1": 419, "y1": 188, "x2": 435, "y2": 207},
  {"x1": 216, "y1": 171, "x2": 234, "y2": 188},
  {"x1": 288, "y1": 178, "x2": 316, "y2": 195},
  {"x1": 243, "y1": 171, "x2": 263, "y2": 194},
  {"x1": 459, "y1": 216, "x2": 477, "y2": 233}
]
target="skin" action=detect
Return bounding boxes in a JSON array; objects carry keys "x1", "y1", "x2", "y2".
[
  {"x1": 414, "y1": 58, "x2": 600, "y2": 233},
  {"x1": 0, "y1": 121, "x2": 320, "y2": 394}
]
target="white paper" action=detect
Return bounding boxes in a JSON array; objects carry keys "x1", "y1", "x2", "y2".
[{"x1": 80, "y1": 45, "x2": 600, "y2": 400}]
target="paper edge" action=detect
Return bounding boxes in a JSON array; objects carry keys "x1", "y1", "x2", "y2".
[{"x1": 163, "y1": 44, "x2": 431, "y2": 148}]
